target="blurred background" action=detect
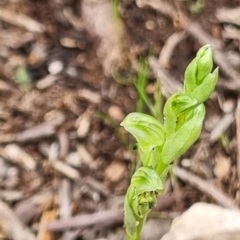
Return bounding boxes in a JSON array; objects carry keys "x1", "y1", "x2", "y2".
[{"x1": 0, "y1": 0, "x2": 240, "y2": 240}]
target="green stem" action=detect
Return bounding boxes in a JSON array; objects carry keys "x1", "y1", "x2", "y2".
[
  {"x1": 136, "y1": 215, "x2": 147, "y2": 240},
  {"x1": 156, "y1": 160, "x2": 169, "y2": 179}
]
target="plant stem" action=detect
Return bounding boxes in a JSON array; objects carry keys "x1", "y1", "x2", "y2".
[{"x1": 136, "y1": 215, "x2": 147, "y2": 240}]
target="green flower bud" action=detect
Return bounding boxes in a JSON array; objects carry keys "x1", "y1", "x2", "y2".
[
  {"x1": 189, "y1": 67, "x2": 219, "y2": 103},
  {"x1": 127, "y1": 167, "x2": 162, "y2": 217},
  {"x1": 196, "y1": 44, "x2": 213, "y2": 83},
  {"x1": 124, "y1": 167, "x2": 163, "y2": 239},
  {"x1": 184, "y1": 45, "x2": 216, "y2": 103}
]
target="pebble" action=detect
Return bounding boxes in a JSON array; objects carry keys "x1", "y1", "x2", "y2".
[
  {"x1": 66, "y1": 151, "x2": 82, "y2": 168},
  {"x1": 108, "y1": 105, "x2": 124, "y2": 122},
  {"x1": 48, "y1": 61, "x2": 64, "y2": 75},
  {"x1": 105, "y1": 160, "x2": 126, "y2": 183},
  {"x1": 145, "y1": 20, "x2": 155, "y2": 30},
  {"x1": 75, "y1": 112, "x2": 91, "y2": 139},
  {"x1": 214, "y1": 153, "x2": 231, "y2": 179}
]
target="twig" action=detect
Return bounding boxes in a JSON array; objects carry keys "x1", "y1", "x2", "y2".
[
  {"x1": 235, "y1": 96, "x2": 240, "y2": 180},
  {"x1": 172, "y1": 166, "x2": 237, "y2": 209},
  {"x1": 216, "y1": 7, "x2": 240, "y2": 27},
  {"x1": 136, "y1": 0, "x2": 240, "y2": 89},
  {"x1": 58, "y1": 132, "x2": 69, "y2": 159},
  {"x1": 0, "y1": 114, "x2": 66, "y2": 144},
  {"x1": 77, "y1": 89, "x2": 101, "y2": 104},
  {"x1": 15, "y1": 123, "x2": 56, "y2": 143},
  {"x1": 210, "y1": 113, "x2": 234, "y2": 143},
  {"x1": 185, "y1": 22, "x2": 222, "y2": 48},
  {"x1": 58, "y1": 179, "x2": 72, "y2": 240},
  {"x1": 0, "y1": 7, "x2": 45, "y2": 33},
  {"x1": 158, "y1": 31, "x2": 187, "y2": 69},
  {"x1": 14, "y1": 189, "x2": 54, "y2": 225},
  {"x1": 37, "y1": 210, "x2": 57, "y2": 240},
  {"x1": 49, "y1": 143, "x2": 80, "y2": 180},
  {"x1": 0, "y1": 200, "x2": 36, "y2": 240},
  {"x1": 85, "y1": 176, "x2": 110, "y2": 197},
  {"x1": 4, "y1": 144, "x2": 36, "y2": 171},
  {"x1": 149, "y1": 57, "x2": 182, "y2": 98},
  {"x1": 47, "y1": 209, "x2": 123, "y2": 231}
]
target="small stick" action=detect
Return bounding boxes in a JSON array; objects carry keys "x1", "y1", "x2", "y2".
[
  {"x1": 49, "y1": 143, "x2": 80, "y2": 180},
  {"x1": 216, "y1": 7, "x2": 240, "y2": 27},
  {"x1": 85, "y1": 176, "x2": 110, "y2": 197},
  {"x1": 149, "y1": 57, "x2": 182, "y2": 98},
  {"x1": 58, "y1": 132, "x2": 69, "y2": 159},
  {"x1": 50, "y1": 160, "x2": 80, "y2": 182},
  {"x1": 0, "y1": 7, "x2": 45, "y2": 33},
  {"x1": 58, "y1": 179, "x2": 72, "y2": 240},
  {"x1": 235, "y1": 96, "x2": 240, "y2": 180},
  {"x1": 136, "y1": 0, "x2": 240, "y2": 89},
  {"x1": 37, "y1": 210, "x2": 57, "y2": 240},
  {"x1": 4, "y1": 144, "x2": 36, "y2": 171},
  {"x1": 15, "y1": 123, "x2": 56, "y2": 143},
  {"x1": 158, "y1": 31, "x2": 187, "y2": 69},
  {"x1": 47, "y1": 209, "x2": 123, "y2": 231},
  {"x1": 210, "y1": 113, "x2": 234, "y2": 143},
  {"x1": 172, "y1": 166, "x2": 237, "y2": 209},
  {"x1": 0, "y1": 200, "x2": 36, "y2": 240},
  {"x1": 14, "y1": 189, "x2": 54, "y2": 225}
]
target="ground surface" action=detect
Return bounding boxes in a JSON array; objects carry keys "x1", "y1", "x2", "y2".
[{"x1": 0, "y1": 0, "x2": 240, "y2": 240}]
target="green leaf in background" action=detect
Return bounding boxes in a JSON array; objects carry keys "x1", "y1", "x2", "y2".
[{"x1": 15, "y1": 66, "x2": 31, "y2": 87}]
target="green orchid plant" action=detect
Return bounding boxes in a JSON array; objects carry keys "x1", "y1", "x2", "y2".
[{"x1": 120, "y1": 45, "x2": 219, "y2": 240}]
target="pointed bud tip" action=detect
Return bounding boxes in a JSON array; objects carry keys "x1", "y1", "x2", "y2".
[{"x1": 197, "y1": 44, "x2": 212, "y2": 58}]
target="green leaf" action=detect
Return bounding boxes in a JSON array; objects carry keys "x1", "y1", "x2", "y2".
[
  {"x1": 138, "y1": 145, "x2": 162, "y2": 168},
  {"x1": 161, "y1": 103, "x2": 205, "y2": 164},
  {"x1": 124, "y1": 191, "x2": 139, "y2": 240},
  {"x1": 163, "y1": 93, "x2": 198, "y2": 136},
  {"x1": 120, "y1": 112, "x2": 165, "y2": 152}
]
